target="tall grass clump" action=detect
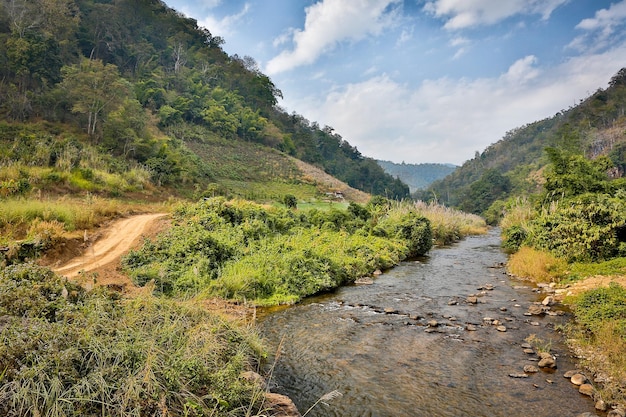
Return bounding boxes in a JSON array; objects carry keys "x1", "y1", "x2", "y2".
[
  {"x1": 413, "y1": 200, "x2": 487, "y2": 245},
  {"x1": 0, "y1": 262, "x2": 264, "y2": 417},
  {"x1": 123, "y1": 197, "x2": 434, "y2": 305},
  {"x1": 567, "y1": 283, "x2": 626, "y2": 407},
  {"x1": 507, "y1": 246, "x2": 568, "y2": 283}
]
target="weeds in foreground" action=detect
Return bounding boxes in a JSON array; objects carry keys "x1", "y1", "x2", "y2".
[
  {"x1": 0, "y1": 262, "x2": 264, "y2": 417},
  {"x1": 525, "y1": 334, "x2": 553, "y2": 354}
]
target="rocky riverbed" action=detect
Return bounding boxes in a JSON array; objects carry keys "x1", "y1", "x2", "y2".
[{"x1": 258, "y1": 230, "x2": 617, "y2": 417}]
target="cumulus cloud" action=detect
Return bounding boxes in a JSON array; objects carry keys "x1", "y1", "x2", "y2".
[
  {"x1": 284, "y1": 46, "x2": 626, "y2": 164},
  {"x1": 265, "y1": 0, "x2": 402, "y2": 75},
  {"x1": 569, "y1": 1, "x2": 626, "y2": 52},
  {"x1": 423, "y1": 0, "x2": 568, "y2": 30}
]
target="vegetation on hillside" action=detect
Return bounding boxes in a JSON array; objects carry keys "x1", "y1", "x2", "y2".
[
  {"x1": 419, "y1": 69, "x2": 626, "y2": 220},
  {"x1": 0, "y1": 0, "x2": 408, "y2": 202}
]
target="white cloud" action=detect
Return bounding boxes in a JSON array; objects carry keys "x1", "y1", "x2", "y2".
[
  {"x1": 197, "y1": 3, "x2": 250, "y2": 38},
  {"x1": 423, "y1": 0, "x2": 568, "y2": 30},
  {"x1": 283, "y1": 45, "x2": 626, "y2": 164},
  {"x1": 569, "y1": 1, "x2": 626, "y2": 52},
  {"x1": 265, "y1": 0, "x2": 402, "y2": 75}
]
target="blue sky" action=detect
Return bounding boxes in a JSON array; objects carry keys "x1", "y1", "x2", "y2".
[{"x1": 163, "y1": 0, "x2": 626, "y2": 165}]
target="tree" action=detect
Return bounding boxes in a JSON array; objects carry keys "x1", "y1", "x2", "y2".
[
  {"x1": 60, "y1": 58, "x2": 131, "y2": 138},
  {"x1": 283, "y1": 194, "x2": 297, "y2": 209}
]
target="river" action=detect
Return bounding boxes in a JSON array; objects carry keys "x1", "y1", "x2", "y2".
[{"x1": 257, "y1": 229, "x2": 600, "y2": 417}]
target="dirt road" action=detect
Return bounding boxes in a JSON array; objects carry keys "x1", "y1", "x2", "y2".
[{"x1": 54, "y1": 213, "x2": 167, "y2": 280}]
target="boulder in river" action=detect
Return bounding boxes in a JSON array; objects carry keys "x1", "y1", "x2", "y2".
[
  {"x1": 538, "y1": 353, "x2": 557, "y2": 369},
  {"x1": 527, "y1": 304, "x2": 545, "y2": 315},
  {"x1": 466, "y1": 296, "x2": 478, "y2": 304}
]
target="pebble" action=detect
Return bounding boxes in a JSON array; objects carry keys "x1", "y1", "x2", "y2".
[
  {"x1": 595, "y1": 400, "x2": 608, "y2": 411},
  {"x1": 524, "y1": 365, "x2": 539, "y2": 373},
  {"x1": 496, "y1": 325, "x2": 507, "y2": 332},
  {"x1": 538, "y1": 356, "x2": 557, "y2": 369},
  {"x1": 521, "y1": 343, "x2": 532, "y2": 349},
  {"x1": 530, "y1": 321, "x2": 540, "y2": 326},
  {"x1": 384, "y1": 307, "x2": 398, "y2": 314},
  {"x1": 578, "y1": 384, "x2": 595, "y2": 397},
  {"x1": 427, "y1": 320, "x2": 438, "y2": 327},
  {"x1": 523, "y1": 348, "x2": 535, "y2": 354},
  {"x1": 466, "y1": 296, "x2": 478, "y2": 304},
  {"x1": 564, "y1": 370, "x2": 579, "y2": 378},
  {"x1": 466, "y1": 324, "x2": 477, "y2": 331},
  {"x1": 571, "y1": 373, "x2": 587, "y2": 386},
  {"x1": 500, "y1": 307, "x2": 508, "y2": 312},
  {"x1": 509, "y1": 373, "x2": 529, "y2": 378}
]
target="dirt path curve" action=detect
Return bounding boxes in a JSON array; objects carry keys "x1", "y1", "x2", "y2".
[{"x1": 54, "y1": 213, "x2": 168, "y2": 279}]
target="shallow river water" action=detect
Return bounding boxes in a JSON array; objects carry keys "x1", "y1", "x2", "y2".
[{"x1": 257, "y1": 229, "x2": 600, "y2": 417}]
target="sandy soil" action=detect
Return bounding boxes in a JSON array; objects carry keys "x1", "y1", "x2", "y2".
[
  {"x1": 564, "y1": 274, "x2": 626, "y2": 296},
  {"x1": 52, "y1": 213, "x2": 169, "y2": 293}
]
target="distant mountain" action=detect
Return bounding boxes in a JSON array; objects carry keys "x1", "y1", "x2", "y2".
[
  {"x1": 377, "y1": 161, "x2": 457, "y2": 192},
  {"x1": 419, "y1": 68, "x2": 626, "y2": 215}
]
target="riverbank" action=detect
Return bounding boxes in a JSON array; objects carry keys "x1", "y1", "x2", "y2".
[
  {"x1": 257, "y1": 230, "x2": 604, "y2": 417},
  {"x1": 508, "y1": 247, "x2": 626, "y2": 414}
]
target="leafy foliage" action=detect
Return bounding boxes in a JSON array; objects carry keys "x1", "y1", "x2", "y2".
[
  {"x1": 573, "y1": 283, "x2": 626, "y2": 340},
  {"x1": 123, "y1": 197, "x2": 432, "y2": 304},
  {"x1": 0, "y1": 262, "x2": 263, "y2": 417},
  {"x1": 0, "y1": 0, "x2": 409, "y2": 199}
]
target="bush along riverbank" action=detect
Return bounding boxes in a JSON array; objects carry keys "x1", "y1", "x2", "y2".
[
  {"x1": 500, "y1": 150, "x2": 626, "y2": 411},
  {"x1": 122, "y1": 197, "x2": 486, "y2": 306}
]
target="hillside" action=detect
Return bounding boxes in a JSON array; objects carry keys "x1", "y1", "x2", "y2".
[
  {"x1": 0, "y1": 0, "x2": 409, "y2": 204},
  {"x1": 377, "y1": 160, "x2": 457, "y2": 193},
  {"x1": 420, "y1": 69, "x2": 626, "y2": 215}
]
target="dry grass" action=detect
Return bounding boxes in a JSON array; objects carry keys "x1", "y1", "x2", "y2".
[
  {"x1": 413, "y1": 200, "x2": 487, "y2": 244},
  {"x1": 569, "y1": 321, "x2": 626, "y2": 407},
  {"x1": 507, "y1": 246, "x2": 568, "y2": 283}
]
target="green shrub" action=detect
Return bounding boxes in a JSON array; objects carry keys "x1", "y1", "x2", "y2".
[
  {"x1": 530, "y1": 193, "x2": 626, "y2": 262},
  {"x1": 125, "y1": 197, "x2": 430, "y2": 304},
  {"x1": 573, "y1": 282, "x2": 626, "y2": 340},
  {"x1": 0, "y1": 263, "x2": 263, "y2": 417}
]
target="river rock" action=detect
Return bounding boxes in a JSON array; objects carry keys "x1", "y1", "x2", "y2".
[
  {"x1": 527, "y1": 304, "x2": 545, "y2": 315},
  {"x1": 523, "y1": 348, "x2": 535, "y2": 354},
  {"x1": 466, "y1": 296, "x2": 478, "y2": 304},
  {"x1": 542, "y1": 295, "x2": 555, "y2": 306},
  {"x1": 466, "y1": 324, "x2": 477, "y2": 331},
  {"x1": 538, "y1": 355, "x2": 556, "y2": 369},
  {"x1": 595, "y1": 399, "x2": 608, "y2": 411},
  {"x1": 448, "y1": 299, "x2": 458, "y2": 305},
  {"x1": 500, "y1": 307, "x2": 508, "y2": 312},
  {"x1": 521, "y1": 342, "x2": 532, "y2": 349},
  {"x1": 564, "y1": 370, "x2": 579, "y2": 378},
  {"x1": 373, "y1": 269, "x2": 383, "y2": 276},
  {"x1": 571, "y1": 373, "x2": 587, "y2": 386},
  {"x1": 579, "y1": 384, "x2": 595, "y2": 397},
  {"x1": 354, "y1": 277, "x2": 374, "y2": 285},
  {"x1": 264, "y1": 393, "x2": 302, "y2": 416},
  {"x1": 509, "y1": 373, "x2": 529, "y2": 378},
  {"x1": 496, "y1": 325, "x2": 507, "y2": 332},
  {"x1": 384, "y1": 307, "x2": 398, "y2": 314},
  {"x1": 524, "y1": 365, "x2": 539, "y2": 373},
  {"x1": 427, "y1": 320, "x2": 438, "y2": 327}
]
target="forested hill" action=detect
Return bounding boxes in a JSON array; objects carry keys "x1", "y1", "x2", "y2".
[
  {"x1": 377, "y1": 160, "x2": 457, "y2": 193},
  {"x1": 418, "y1": 69, "x2": 626, "y2": 216},
  {"x1": 0, "y1": 0, "x2": 409, "y2": 199}
]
